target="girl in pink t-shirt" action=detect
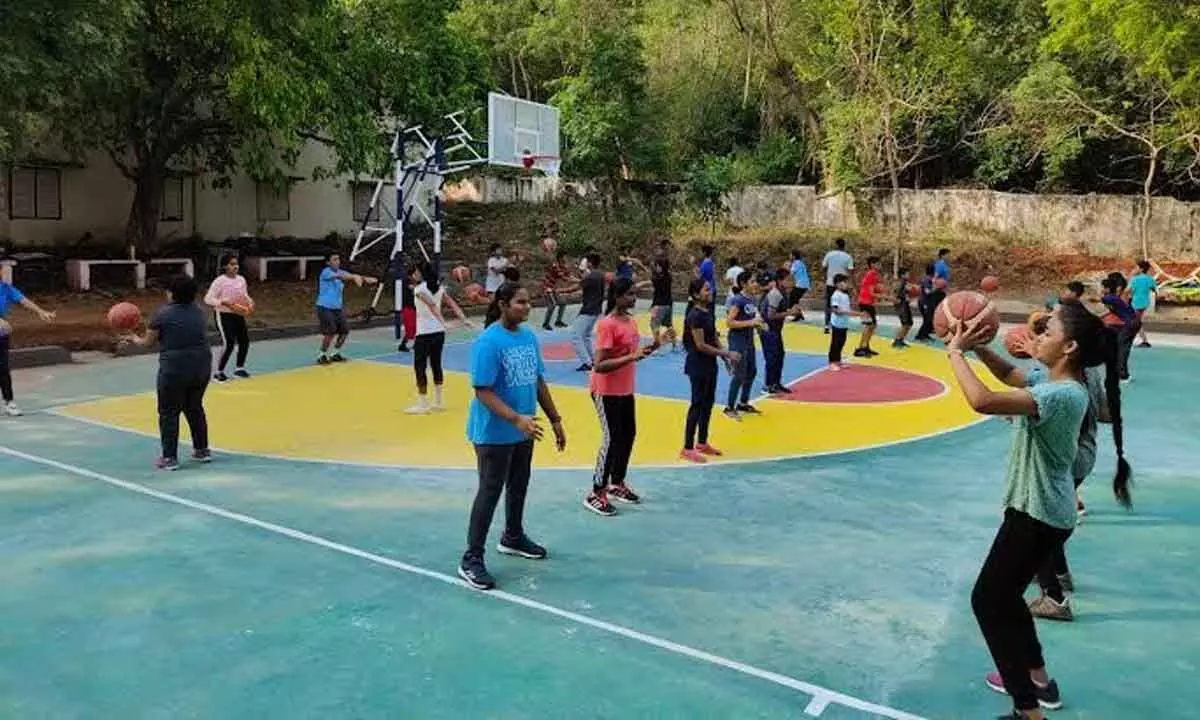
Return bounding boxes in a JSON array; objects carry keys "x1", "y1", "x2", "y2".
[
  {"x1": 203, "y1": 254, "x2": 254, "y2": 381},
  {"x1": 584, "y1": 278, "x2": 659, "y2": 517}
]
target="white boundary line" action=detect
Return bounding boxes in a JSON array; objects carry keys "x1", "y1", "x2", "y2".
[{"x1": 0, "y1": 444, "x2": 928, "y2": 720}]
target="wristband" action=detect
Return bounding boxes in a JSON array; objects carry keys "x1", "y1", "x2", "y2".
[{"x1": 947, "y1": 348, "x2": 964, "y2": 357}]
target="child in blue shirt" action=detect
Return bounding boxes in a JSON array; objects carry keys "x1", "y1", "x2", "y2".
[
  {"x1": 0, "y1": 264, "x2": 56, "y2": 416},
  {"x1": 1128, "y1": 260, "x2": 1157, "y2": 347},
  {"x1": 459, "y1": 282, "x2": 566, "y2": 591},
  {"x1": 723, "y1": 271, "x2": 766, "y2": 418},
  {"x1": 315, "y1": 252, "x2": 377, "y2": 364},
  {"x1": 788, "y1": 250, "x2": 810, "y2": 321}
]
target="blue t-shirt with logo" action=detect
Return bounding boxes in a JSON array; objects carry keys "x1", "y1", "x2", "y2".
[
  {"x1": 726, "y1": 293, "x2": 758, "y2": 350},
  {"x1": 0, "y1": 283, "x2": 26, "y2": 319},
  {"x1": 317, "y1": 267, "x2": 345, "y2": 310},
  {"x1": 467, "y1": 322, "x2": 546, "y2": 445},
  {"x1": 1129, "y1": 274, "x2": 1156, "y2": 311}
]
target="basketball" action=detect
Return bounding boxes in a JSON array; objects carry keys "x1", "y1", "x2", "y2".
[
  {"x1": 229, "y1": 293, "x2": 253, "y2": 316},
  {"x1": 451, "y1": 265, "x2": 471, "y2": 283},
  {"x1": 907, "y1": 283, "x2": 921, "y2": 299},
  {"x1": 106, "y1": 302, "x2": 143, "y2": 332},
  {"x1": 980, "y1": 275, "x2": 1000, "y2": 293},
  {"x1": 933, "y1": 277, "x2": 949, "y2": 291},
  {"x1": 605, "y1": 271, "x2": 615, "y2": 284},
  {"x1": 933, "y1": 291, "x2": 999, "y2": 342},
  {"x1": 1004, "y1": 325, "x2": 1034, "y2": 359},
  {"x1": 463, "y1": 282, "x2": 486, "y2": 303},
  {"x1": 542, "y1": 237, "x2": 557, "y2": 254}
]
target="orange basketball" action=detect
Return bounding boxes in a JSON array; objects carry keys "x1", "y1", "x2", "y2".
[
  {"x1": 463, "y1": 282, "x2": 486, "y2": 303},
  {"x1": 933, "y1": 277, "x2": 949, "y2": 291},
  {"x1": 106, "y1": 302, "x2": 143, "y2": 332},
  {"x1": 229, "y1": 292, "x2": 253, "y2": 316},
  {"x1": 542, "y1": 237, "x2": 557, "y2": 254},
  {"x1": 604, "y1": 271, "x2": 615, "y2": 284},
  {"x1": 1004, "y1": 325, "x2": 1034, "y2": 359},
  {"x1": 907, "y1": 283, "x2": 921, "y2": 299},
  {"x1": 980, "y1": 275, "x2": 1000, "y2": 293},
  {"x1": 451, "y1": 265, "x2": 471, "y2": 283},
  {"x1": 934, "y1": 291, "x2": 999, "y2": 342}
]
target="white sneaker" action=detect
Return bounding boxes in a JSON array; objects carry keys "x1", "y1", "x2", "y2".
[
  {"x1": 4, "y1": 402, "x2": 22, "y2": 417},
  {"x1": 406, "y1": 403, "x2": 430, "y2": 415},
  {"x1": 431, "y1": 401, "x2": 446, "y2": 412}
]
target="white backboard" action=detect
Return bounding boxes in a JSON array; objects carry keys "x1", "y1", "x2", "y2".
[{"x1": 488, "y1": 92, "x2": 561, "y2": 173}]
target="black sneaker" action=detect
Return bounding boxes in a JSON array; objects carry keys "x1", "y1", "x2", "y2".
[
  {"x1": 554, "y1": 321, "x2": 569, "y2": 328},
  {"x1": 458, "y1": 555, "x2": 496, "y2": 590},
  {"x1": 584, "y1": 491, "x2": 617, "y2": 517},
  {"x1": 397, "y1": 343, "x2": 410, "y2": 353},
  {"x1": 317, "y1": 355, "x2": 332, "y2": 365},
  {"x1": 330, "y1": 353, "x2": 347, "y2": 363},
  {"x1": 541, "y1": 324, "x2": 552, "y2": 331},
  {"x1": 853, "y1": 348, "x2": 869, "y2": 357},
  {"x1": 498, "y1": 534, "x2": 548, "y2": 559},
  {"x1": 892, "y1": 340, "x2": 909, "y2": 349},
  {"x1": 214, "y1": 372, "x2": 230, "y2": 383},
  {"x1": 233, "y1": 369, "x2": 250, "y2": 379},
  {"x1": 1138, "y1": 341, "x2": 1152, "y2": 348},
  {"x1": 737, "y1": 403, "x2": 761, "y2": 415},
  {"x1": 985, "y1": 671, "x2": 1062, "y2": 710},
  {"x1": 865, "y1": 348, "x2": 879, "y2": 357},
  {"x1": 575, "y1": 363, "x2": 593, "y2": 372},
  {"x1": 192, "y1": 449, "x2": 212, "y2": 464},
  {"x1": 823, "y1": 327, "x2": 831, "y2": 334},
  {"x1": 607, "y1": 483, "x2": 641, "y2": 504}
]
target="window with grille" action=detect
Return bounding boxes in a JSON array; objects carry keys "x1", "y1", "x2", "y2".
[
  {"x1": 161, "y1": 177, "x2": 184, "y2": 221},
  {"x1": 8, "y1": 166, "x2": 62, "y2": 220}
]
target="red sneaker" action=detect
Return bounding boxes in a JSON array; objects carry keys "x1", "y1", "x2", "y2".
[
  {"x1": 679, "y1": 448, "x2": 708, "y2": 464},
  {"x1": 696, "y1": 443, "x2": 723, "y2": 456}
]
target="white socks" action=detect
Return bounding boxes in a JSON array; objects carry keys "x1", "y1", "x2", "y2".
[{"x1": 433, "y1": 386, "x2": 444, "y2": 408}]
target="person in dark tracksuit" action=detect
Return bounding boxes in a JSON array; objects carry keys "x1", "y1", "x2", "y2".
[
  {"x1": 458, "y1": 282, "x2": 567, "y2": 592},
  {"x1": 759, "y1": 269, "x2": 798, "y2": 394},
  {"x1": 123, "y1": 274, "x2": 214, "y2": 471},
  {"x1": 723, "y1": 271, "x2": 765, "y2": 419}
]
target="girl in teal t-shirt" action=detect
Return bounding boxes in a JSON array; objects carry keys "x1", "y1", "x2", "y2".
[{"x1": 944, "y1": 301, "x2": 1130, "y2": 720}]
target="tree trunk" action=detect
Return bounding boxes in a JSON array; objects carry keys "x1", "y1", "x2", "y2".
[
  {"x1": 125, "y1": 168, "x2": 165, "y2": 259},
  {"x1": 1140, "y1": 149, "x2": 1158, "y2": 260}
]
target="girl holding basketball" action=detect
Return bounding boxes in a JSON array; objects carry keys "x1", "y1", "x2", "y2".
[
  {"x1": 406, "y1": 261, "x2": 473, "y2": 414},
  {"x1": 0, "y1": 263, "x2": 56, "y2": 417},
  {"x1": 680, "y1": 279, "x2": 739, "y2": 464},
  {"x1": 204, "y1": 254, "x2": 254, "y2": 382},
  {"x1": 585, "y1": 278, "x2": 659, "y2": 517},
  {"x1": 945, "y1": 301, "x2": 1129, "y2": 719}
]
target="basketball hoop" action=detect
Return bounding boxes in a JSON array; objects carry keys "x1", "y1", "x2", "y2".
[{"x1": 521, "y1": 151, "x2": 560, "y2": 178}]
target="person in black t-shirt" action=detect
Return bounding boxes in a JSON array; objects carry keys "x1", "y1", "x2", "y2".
[
  {"x1": 680, "y1": 279, "x2": 739, "y2": 464},
  {"x1": 570, "y1": 252, "x2": 605, "y2": 371},
  {"x1": 648, "y1": 249, "x2": 676, "y2": 351}
]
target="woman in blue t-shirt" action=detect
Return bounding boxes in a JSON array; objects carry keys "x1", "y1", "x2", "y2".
[
  {"x1": 723, "y1": 271, "x2": 766, "y2": 419},
  {"x1": 459, "y1": 282, "x2": 566, "y2": 592},
  {"x1": 680, "y1": 279, "x2": 739, "y2": 464},
  {"x1": 945, "y1": 301, "x2": 1130, "y2": 720},
  {"x1": 0, "y1": 264, "x2": 56, "y2": 417}
]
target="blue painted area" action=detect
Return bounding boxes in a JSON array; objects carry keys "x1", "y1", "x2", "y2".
[{"x1": 372, "y1": 329, "x2": 829, "y2": 402}]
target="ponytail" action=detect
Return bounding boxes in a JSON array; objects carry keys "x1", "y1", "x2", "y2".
[
  {"x1": 484, "y1": 281, "x2": 521, "y2": 328},
  {"x1": 606, "y1": 277, "x2": 635, "y2": 315},
  {"x1": 1102, "y1": 328, "x2": 1132, "y2": 507},
  {"x1": 684, "y1": 277, "x2": 706, "y2": 317}
]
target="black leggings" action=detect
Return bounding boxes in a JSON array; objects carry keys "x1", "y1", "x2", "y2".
[
  {"x1": 828, "y1": 327, "x2": 848, "y2": 363},
  {"x1": 157, "y1": 373, "x2": 210, "y2": 460},
  {"x1": 413, "y1": 332, "x2": 446, "y2": 392},
  {"x1": 542, "y1": 290, "x2": 567, "y2": 327},
  {"x1": 593, "y1": 394, "x2": 636, "y2": 490},
  {"x1": 684, "y1": 371, "x2": 717, "y2": 449},
  {"x1": 0, "y1": 334, "x2": 12, "y2": 403},
  {"x1": 823, "y1": 285, "x2": 836, "y2": 328},
  {"x1": 1114, "y1": 322, "x2": 1139, "y2": 380},
  {"x1": 466, "y1": 441, "x2": 534, "y2": 559},
  {"x1": 1036, "y1": 478, "x2": 1083, "y2": 601},
  {"x1": 972, "y1": 508, "x2": 1072, "y2": 712},
  {"x1": 916, "y1": 290, "x2": 946, "y2": 340},
  {"x1": 215, "y1": 312, "x2": 250, "y2": 372}
]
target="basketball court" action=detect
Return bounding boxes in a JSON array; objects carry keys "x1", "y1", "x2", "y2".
[{"x1": 2, "y1": 310, "x2": 1198, "y2": 719}]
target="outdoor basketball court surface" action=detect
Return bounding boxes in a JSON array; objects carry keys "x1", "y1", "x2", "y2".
[{"x1": 2, "y1": 306, "x2": 1197, "y2": 719}]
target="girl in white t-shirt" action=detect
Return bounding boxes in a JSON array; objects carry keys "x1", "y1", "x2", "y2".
[
  {"x1": 407, "y1": 261, "x2": 473, "y2": 414},
  {"x1": 485, "y1": 244, "x2": 509, "y2": 295}
]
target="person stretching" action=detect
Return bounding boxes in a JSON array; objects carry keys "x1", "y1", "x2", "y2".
[
  {"x1": 585, "y1": 278, "x2": 659, "y2": 517},
  {"x1": 0, "y1": 263, "x2": 56, "y2": 416},
  {"x1": 459, "y1": 282, "x2": 566, "y2": 591},
  {"x1": 407, "y1": 261, "x2": 472, "y2": 414},
  {"x1": 316, "y1": 252, "x2": 377, "y2": 364},
  {"x1": 680, "y1": 279, "x2": 739, "y2": 463},
  {"x1": 946, "y1": 301, "x2": 1129, "y2": 719},
  {"x1": 205, "y1": 253, "x2": 254, "y2": 382}
]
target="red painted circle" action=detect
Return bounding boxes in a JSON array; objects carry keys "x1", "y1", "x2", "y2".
[
  {"x1": 778, "y1": 365, "x2": 944, "y2": 404},
  {"x1": 541, "y1": 341, "x2": 577, "y2": 362}
]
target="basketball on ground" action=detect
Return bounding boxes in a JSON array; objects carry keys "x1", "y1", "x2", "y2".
[
  {"x1": 1004, "y1": 325, "x2": 1034, "y2": 359},
  {"x1": 933, "y1": 291, "x2": 999, "y2": 343},
  {"x1": 980, "y1": 276, "x2": 1000, "y2": 293},
  {"x1": 107, "y1": 302, "x2": 143, "y2": 332},
  {"x1": 451, "y1": 265, "x2": 471, "y2": 283}
]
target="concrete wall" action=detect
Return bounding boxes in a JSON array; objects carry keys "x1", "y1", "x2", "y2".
[{"x1": 726, "y1": 186, "x2": 1200, "y2": 260}]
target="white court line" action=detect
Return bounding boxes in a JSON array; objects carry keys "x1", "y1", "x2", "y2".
[{"x1": 0, "y1": 444, "x2": 928, "y2": 720}]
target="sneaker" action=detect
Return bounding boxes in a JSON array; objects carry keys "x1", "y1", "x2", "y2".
[
  {"x1": 233, "y1": 369, "x2": 251, "y2": 379},
  {"x1": 213, "y1": 372, "x2": 230, "y2": 383},
  {"x1": 406, "y1": 403, "x2": 430, "y2": 415},
  {"x1": 853, "y1": 348, "x2": 869, "y2": 358},
  {"x1": 4, "y1": 402, "x2": 22, "y2": 417},
  {"x1": 317, "y1": 355, "x2": 332, "y2": 365},
  {"x1": 554, "y1": 321, "x2": 569, "y2": 328},
  {"x1": 824, "y1": 327, "x2": 831, "y2": 334},
  {"x1": 497, "y1": 534, "x2": 548, "y2": 560},
  {"x1": 541, "y1": 324, "x2": 552, "y2": 331},
  {"x1": 1138, "y1": 341, "x2": 1151, "y2": 348},
  {"x1": 575, "y1": 363, "x2": 593, "y2": 372},
  {"x1": 155, "y1": 457, "x2": 180, "y2": 471},
  {"x1": 1029, "y1": 593, "x2": 1074, "y2": 622},
  {"x1": 330, "y1": 353, "x2": 347, "y2": 363},
  {"x1": 679, "y1": 448, "x2": 708, "y2": 464},
  {"x1": 397, "y1": 343, "x2": 410, "y2": 353},
  {"x1": 584, "y1": 491, "x2": 617, "y2": 517},
  {"x1": 985, "y1": 671, "x2": 1063, "y2": 710},
  {"x1": 892, "y1": 340, "x2": 909, "y2": 349},
  {"x1": 865, "y1": 348, "x2": 880, "y2": 357},
  {"x1": 431, "y1": 400, "x2": 446, "y2": 412},
  {"x1": 737, "y1": 403, "x2": 762, "y2": 415},
  {"x1": 696, "y1": 443, "x2": 723, "y2": 456},
  {"x1": 723, "y1": 407, "x2": 742, "y2": 421},
  {"x1": 1058, "y1": 572, "x2": 1075, "y2": 593},
  {"x1": 607, "y1": 484, "x2": 641, "y2": 504},
  {"x1": 191, "y1": 449, "x2": 212, "y2": 464},
  {"x1": 458, "y1": 555, "x2": 496, "y2": 590}
]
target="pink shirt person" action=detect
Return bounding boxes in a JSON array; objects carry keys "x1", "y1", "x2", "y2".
[{"x1": 590, "y1": 315, "x2": 640, "y2": 396}]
